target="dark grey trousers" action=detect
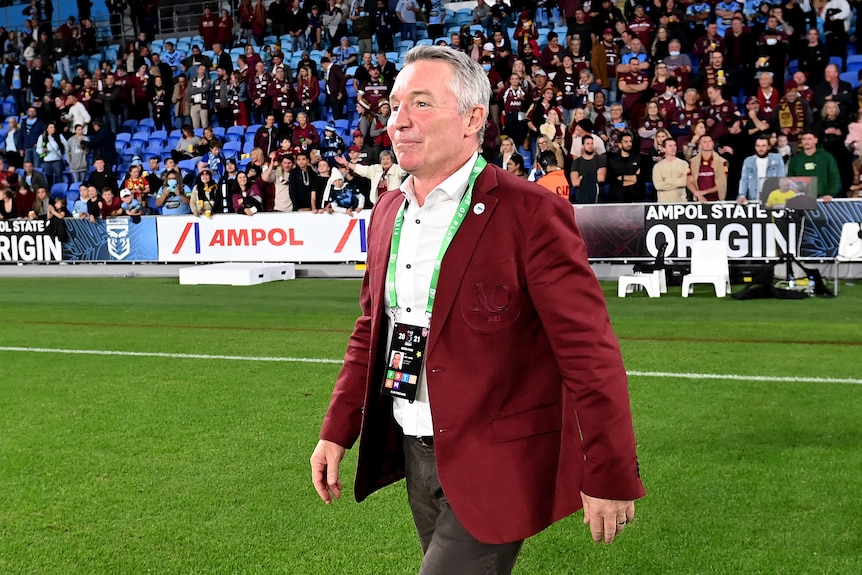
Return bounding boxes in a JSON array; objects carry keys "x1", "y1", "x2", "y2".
[{"x1": 402, "y1": 436, "x2": 524, "y2": 575}]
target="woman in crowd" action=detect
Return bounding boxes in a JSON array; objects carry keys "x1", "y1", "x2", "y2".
[
  {"x1": 638, "y1": 100, "x2": 667, "y2": 156},
  {"x1": 0, "y1": 188, "x2": 16, "y2": 219},
  {"x1": 36, "y1": 122, "x2": 67, "y2": 188},
  {"x1": 536, "y1": 134, "x2": 565, "y2": 171},
  {"x1": 540, "y1": 108, "x2": 567, "y2": 158},
  {"x1": 251, "y1": 0, "x2": 268, "y2": 46},
  {"x1": 172, "y1": 74, "x2": 190, "y2": 130},
  {"x1": 296, "y1": 65, "x2": 320, "y2": 120},
  {"x1": 816, "y1": 100, "x2": 852, "y2": 191},
  {"x1": 228, "y1": 71, "x2": 248, "y2": 127},
  {"x1": 190, "y1": 167, "x2": 220, "y2": 216},
  {"x1": 506, "y1": 153, "x2": 528, "y2": 179},
  {"x1": 29, "y1": 186, "x2": 50, "y2": 219},
  {"x1": 494, "y1": 137, "x2": 518, "y2": 169},
  {"x1": 150, "y1": 75, "x2": 172, "y2": 131},
  {"x1": 172, "y1": 125, "x2": 200, "y2": 163},
  {"x1": 367, "y1": 100, "x2": 392, "y2": 150},
  {"x1": 232, "y1": 170, "x2": 264, "y2": 215},
  {"x1": 683, "y1": 120, "x2": 708, "y2": 161},
  {"x1": 66, "y1": 124, "x2": 89, "y2": 183}
]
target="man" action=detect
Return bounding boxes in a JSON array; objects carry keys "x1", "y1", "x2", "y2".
[
  {"x1": 535, "y1": 150, "x2": 570, "y2": 199},
  {"x1": 254, "y1": 113, "x2": 279, "y2": 157},
  {"x1": 22, "y1": 160, "x2": 47, "y2": 192},
  {"x1": 321, "y1": 56, "x2": 347, "y2": 121},
  {"x1": 268, "y1": 67, "x2": 296, "y2": 119},
  {"x1": 738, "y1": 135, "x2": 786, "y2": 203},
  {"x1": 606, "y1": 133, "x2": 642, "y2": 203},
  {"x1": 84, "y1": 120, "x2": 118, "y2": 168},
  {"x1": 248, "y1": 61, "x2": 271, "y2": 125},
  {"x1": 687, "y1": 135, "x2": 728, "y2": 202},
  {"x1": 652, "y1": 139, "x2": 690, "y2": 203},
  {"x1": 395, "y1": 0, "x2": 422, "y2": 43},
  {"x1": 357, "y1": 65, "x2": 390, "y2": 113},
  {"x1": 188, "y1": 65, "x2": 211, "y2": 129},
  {"x1": 289, "y1": 151, "x2": 315, "y2": 211},
  {"x1": 21, "y1": 107, "x2": 45, "y2": 167},
  {"x1": 199, "y1": 5, "x2": 218, "y2": 50},
  {"x1": 776, "y1": 81, "x2": 812, "y2": 151},
  {"x1": 787, "y1": 131, "x2": 841, "y2": 200},
  {"x1": 813, "y1": 64, "x2": 853, "y2": 117},
  {"x1": 375, "y1": 51, "x2": 399, "y2": 88},
  {"x1": 373, "y1": 0, "x2": 398, "y2": 53},
  {"x1": 311, "y1": 46, "x2": 643, "y2": 574},
  {"x1": 162, "y1": 42, "x2": 183, "y2": 75},
  {"x1": 211, "y1": 43, "x2": 232, "y2": 76},
  {"x1": 285, "y1": 0, "x2": 309, "y2": 52},
  {"x1": 88, "y1": 156, "x2": 119, "y2": 196},
  {"x1": 616, "y1": 38, "x2": 649, "y2": 117},
  {"x1": 263, "y1": 154, "x2": 294, "y2": 212},
  {"x1": 570, "y1": 134, "x2": 606, "y2": 203}
]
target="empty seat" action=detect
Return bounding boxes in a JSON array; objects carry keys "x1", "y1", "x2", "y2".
[{"x1": 682, "y1": 240, "x2": 731, "y2": 297}]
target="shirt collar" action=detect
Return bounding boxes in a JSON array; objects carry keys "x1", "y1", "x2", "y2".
[{"x1": 400, "y1": 151, "x2": 479, "y2": 206}]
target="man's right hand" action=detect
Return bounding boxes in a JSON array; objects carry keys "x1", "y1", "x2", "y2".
[{"x1": 311, "y1": 439, "x2": 346, "y2": 504}]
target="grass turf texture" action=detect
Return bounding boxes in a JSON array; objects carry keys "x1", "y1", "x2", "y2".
[{"x1": 1, "y1": 277, "x2": 860, "y2": 574}]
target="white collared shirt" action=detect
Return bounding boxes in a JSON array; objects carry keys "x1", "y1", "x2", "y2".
[{"x1": 387, "y1": 152, "x2": 478, "y2": 437}]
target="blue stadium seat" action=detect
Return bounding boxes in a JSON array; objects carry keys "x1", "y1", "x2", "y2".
[
  {"x1": 247, "y1": 124, "x2": 262, "y2": 135},
  {"x1": 334, "y1": 119, "x2": 349, "y2": 132},
  {"x1": 223, "y1": 141, "x2": 242, "y2": 157},
  {"x1": 138, "y1": 118, "x2": 156, "y2": 133},
  {"x1": 122, "y1": 119, "x2": 139, "y2": 133},
  {"x1": 212, "y1": 127, "x2": 226, "y2": 139},
  {"x1": 167, "y1": 134, "x2": 181, "y2": 149},
  {"x1": 839, "y1": 71, "x2": 860, "y2": 88},
  {"x1": 50, "y1": 182, "x2": 67, "y2": 198},
  {"x1": 242, "y1": 139, "x2": 256, "y2": 154},
  {"x1": 829, "y1": 56, "x2": 844, "y2": 70},
  {"x1": 226, "y1": 125, "x2": 245, "y2": 141},
  {"x1": 2, "y1": 97, "x2": 16, "y2": 117},
  {"x1": 151, "y1": 129, "x2": 168, "y2": 142},
  {"x1": 66, "y1": 189, "x2": 80, "y2": 205},
  {"x1": 178, "y1": 159, "x2": 197, "y2": 175}
]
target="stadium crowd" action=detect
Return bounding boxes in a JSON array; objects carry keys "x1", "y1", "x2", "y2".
[{"x1": 0, "y1": 0, "x2": 861, "y2": 227}]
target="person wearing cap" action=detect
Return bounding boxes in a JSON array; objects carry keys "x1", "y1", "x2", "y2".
[
  {"x1": 120, "y1": 188, "x2": 144, "y2": 218},
  {"x1": 312, "y1": 47, "x2": 643, "y2": 572},
  {"x1": 190, "y1": 167, "x2": 221, "y2": 216},
  {"x1": 395, "y1": 0, "x2": 422, "y2": 43},
  {"x1": 743, "y1": 97, "x2": 770, "y2": 140},
  {"x1": 349, "y1": 129, "x2": 380, "y2": 165},
  {"x1": 357, "y1": 65, "x2": 390, "y2": 113},
  {"x1": 321, "y1": 123, "x2": 346, "y2": 161}
]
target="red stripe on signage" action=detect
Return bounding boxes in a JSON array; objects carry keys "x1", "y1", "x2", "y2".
[
  {"x1": 172, "y1": 222, "x2": 194, "y2": 254},
  {"x1": 334, "y1": 219, "x2": 357, "y2": 253}
]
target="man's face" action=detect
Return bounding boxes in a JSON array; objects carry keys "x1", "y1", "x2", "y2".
[
  {"x1": 27, "y1": 108, "x2": 36, "y2": 118},
  {"x1": 732, "y1": 19, "x2": 742, "y2": 33},
  {"x1": 197, "y1": 65, "x2": 206, "y2": 77},
  {"x1": 801, "y1": 134, "x2": 817, "y2": 152},
  {"x1": 663, "y1": 140, "x2": 677, "y2": 157},
  {"x1": 583, "y1": 138, "x2": 594, "y2": 154},
  {"x1": 707, "y1": 23, "x2": 717, "y2": 36},
  {"x1": 281, "y1": 157, "x2": 293, "y2": 171},
  {"x1": 707, "y1": 87, "x2": 720, "y2": 104},
  {"x1": 825, "y1": 65, "x2": 838, "y2": 83},
  {"x1": 700, "y1": 136, "x2": 714, "y2": 152},
  {"x1": 24, "y1": 162, "x2": 33, "y2": 173},
  {"x1": 103, "y1": 190, "x2": 114, "y2": 203},
  {"x1": 387, "y1": 61, "x2": 475, "y2": 178},
  {"x1": 297, "y1": 155, "x2": 309, "y2": 168},
  {"x1": 152, "y1": 54, "x2": 160, "y2": 65},
  {"x1": 94, "y1": 159, "x2": 104, "y2": 171},
  {"x1": 712, "y1": 52, "x2": 723, "y2": 68},
  {"x1": 759, "y1": 73, "x2": 772, "y2": 88},
  {"x1": 165, "y1": 159, "x2": 176, "y2": 171},
  {"x1": 149, "y1": 158, "x2": 159, "y2": 171},
  {"x1": 256, "y1": 62, "x2": 265, "y2": 74},
  {"x1": 266, "y1": 115, "x2": 275, "y2": 127},
  {"x1": 620, "y1": 136, "x2": 632, "y2": 152},
  {"x1": 630, "y1": 39, "x2": 642, "y2": 53},
  {"x1": 754, "y1": 140, "x2": 769, "y2": 157}
]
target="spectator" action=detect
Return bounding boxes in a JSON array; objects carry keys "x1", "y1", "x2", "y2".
[
  {"x1": 216, "y1": 10, "x2": 234, "y2": 49},
  {"x1": 292, "y1": 112, "x2": 320, "y2": 152},
  {"x1": 333, "y1": 149, "x2": 405, "y2": 203},
  {"x1": 296, "y1": 65, "x2": 321, "y2": 120},
  {"x1": 652, "y1": 139, "x2": 690, "y2": 203},
  {"x1": 814, "y1": 64, "x2": 853, "y2": 118},
  {"x1": 798, "y1": 28, "x2": 829, "y2": 86},
  {"x1": 285, "y1": 0, "x2": 309, "y2": 52},
  {"x1": 395, "y1": 0, "x2": 422, "y2": 43},
  {"x1": 202, "y1": 141, "x2": 226, "y2": 180},
  {"x1": 156, "y1": 171, "x2": 193, "y2": 215},
  {"x1": 35, "y1": 122, "x2": 66, "y2": 188},
  {"x1": 737, "y1": 135, "x2": 786, "y2": 203},
  {"x1": 232, "y1": 171, "x2": 263, "y2": 214},
  {"x1": 289, "y1": 151, "x2": 315, "y2": 211},
  {"x1": 571, "y1": 134, "x2": 607, "y2": 203},
  {"x1": 99, "y1": 188, "x2": 124, "y2": 218},
  {"x1": 28, "y1": 186, "x2": 50, "y2": 219},
  {"x1": 21, "y1": 107, "x2": 45, "y2": 167},
  {"x1": 607, "y1": 132, "x2": 643, "y2": 203},
  {"x1": 372, "y1": 0, "x2": 398, "y2": 52},
  {"x1": 323, "y1": 169, "x2": 365, "y2": 216},
  {"x1": 173, "y1": 125, "x2": 200, "y2": 163},
  {"x1": 84, "y1": 120, "x2": 118, "y2": 168},
  {"x1": 250, "y1": 0, "x2": 267, "y2": 46},
  {"x1": 3, "y1": 117, "x2": 24, "y2": 168},
  {"x1": 66, "y1": 124, "x2": 89, "y2": 183},
  {"x1": 321, "y1": 56, "x2": 348, "y2": 121},
  {"x1": 264, "y1": 154, "x2": 294, "y2": 212},
  {"x1": 0, "y1": 188, "x2": 17, "y2": 219},
  {"x1": 687, "y1": 135, "x2": 728, "y2": 202},
  {"x1": 199, "y1": 5, "x2": 218, "y2": 50},
  {"x1": 120, "y1": 189, "x2": 144, "y2": 218},
  {"x1": 123, "y1": 163, "x2": 150, "y2": 202},
  {"x1": 320, "y1": 123, "x2": 346, "y2": 162},
  {"x1": 188, "y1": 65, "x2": 211, "y2": 129},
  {"x1": 535, "y1": 152, "x2": 570, "y2": 198},
  {"x1": 248, "y1": 61, "x2": 271, "y2": 125},
  {"x1": 788, "y1": 130, "x2": 842, "y2": 200},
  {"x1": 22, "y1": 160, "x2": 47, "y2": 192},
  {"x1": 190, "y1": 167, "x2": 220, "y2": 216}
]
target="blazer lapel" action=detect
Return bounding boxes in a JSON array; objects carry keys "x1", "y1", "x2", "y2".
[
  {"x1": 368, "y1": 193, "x2": 403, "y2": 316},
  {"x1": 427, "y1": 166, "x2": 500, "y2": 354}
]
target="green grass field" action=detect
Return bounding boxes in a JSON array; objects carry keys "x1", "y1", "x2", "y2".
[{"x1": 1, "y1": 277, "x2": 860, "y2": 574}]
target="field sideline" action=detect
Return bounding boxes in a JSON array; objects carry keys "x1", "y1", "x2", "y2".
[{"x1": 1, "y1": 277, "x2": 860, "y2": 574}]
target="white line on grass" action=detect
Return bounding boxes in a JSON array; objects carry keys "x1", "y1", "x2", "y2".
[
  {"x1": 1, "y1": 346, "x2": 860, "y2": 385},
  {"x1": 0, "y1": 346, "x2": 343, "y2": 364}
]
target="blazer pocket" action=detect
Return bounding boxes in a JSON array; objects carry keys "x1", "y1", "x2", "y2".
[
  {"x1": 492, "y1": 403, "x2": 562, "y2": 442},
  {"x1": 460, "y1": 259, "x2": 522, "y2": 331}
]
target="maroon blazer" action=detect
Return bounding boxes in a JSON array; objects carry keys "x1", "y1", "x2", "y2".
[{"x1": 320, "y1": 163, "x2": 644, "y2": 544}]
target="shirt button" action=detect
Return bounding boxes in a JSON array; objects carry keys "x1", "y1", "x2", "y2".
[
  {"x1": 406, "y1": 264, "x2": 411, "y2": 269},
  {"x1": 415, "y1": 219, "x2": 420, "y2": 224},
  {"x1": 405, "y1": 307, "x2": 411, "y2": 312}
]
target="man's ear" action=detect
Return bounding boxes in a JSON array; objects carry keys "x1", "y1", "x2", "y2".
[{"x1": 465, "y1": 105, "x2": 487, "y2": 138}]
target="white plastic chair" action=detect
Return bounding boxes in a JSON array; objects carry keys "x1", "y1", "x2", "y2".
[
  {"x1": 618, "y1": 270, "x2": 664, "y2": 298},
  {"x1": 682, "y1": 240, "x2": 731, "y2": 298},
  {"x1": 834, "y1": 222, "x2": 862, "y2": 295}
]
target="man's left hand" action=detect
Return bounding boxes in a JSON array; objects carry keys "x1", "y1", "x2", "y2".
[{"x1": 581, "y1": 492, "x2": 635, "y2": 545}]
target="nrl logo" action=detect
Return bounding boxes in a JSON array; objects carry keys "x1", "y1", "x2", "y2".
[{"x1": 106, "y1": 217, "x2": 131, "y2": 260}]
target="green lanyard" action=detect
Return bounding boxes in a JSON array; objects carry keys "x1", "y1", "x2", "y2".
[{"x1": 387, "y1": 155, "x2": 487, "y2": 318}]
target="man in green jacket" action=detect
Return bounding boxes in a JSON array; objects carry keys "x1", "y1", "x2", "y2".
[{"x1": 787, "y1": 130, "x2": 842, "y2": 200}]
